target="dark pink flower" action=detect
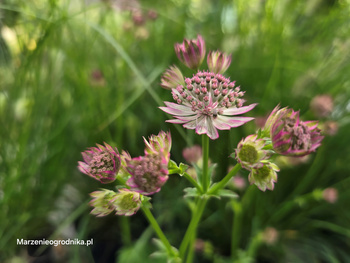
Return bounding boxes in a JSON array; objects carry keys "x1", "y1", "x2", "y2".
[
  {"x1": 78, "y1": 143, "x2": 121, "y2": 184},
  {"x1": 268, "y1": 106, "x2": 324, "y2": 157},
  {"x1": 174, "y1": 35, "x2": 206, "y2": 70},
  {"x1": 126, "y1": 154, "x2": 169, "y2": 195}
]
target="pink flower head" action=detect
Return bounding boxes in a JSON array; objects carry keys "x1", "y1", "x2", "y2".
[
  {"x1": 126, "y1": 154, "x2": 169, "y2": 195},
  {"x1": 207, "y1": 50, "x2": 232, "y2": 74},
  {"x1": 78, "y1": 143, "x2": 121, "y2": 184},
  {"x1": 143, "y1": 131, "x2": 172, "y2": 162},
  {"x1": 161, "y1": 65, "x2": 185, "y2": 90},
  {"x1": 248, "y1": 162, "x2": 279, "y2": 191},
  {"x1": 269, "y1": 106, "x2": 324, "y2": 157},
  {"x1": 174, "y1": 35, "x2": 206, "y2": 70},
  {"x1": 234, "y1": 134, "x2": 273, "y2": 170},
  {"x1": 159, "y1": 70, "x2": 257, "y2": 140},
  {"x1": 310, "y1": 94, "x2": 333, "y2": 118}
]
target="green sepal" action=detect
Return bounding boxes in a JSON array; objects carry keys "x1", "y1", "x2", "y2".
[
  {"x1": 168, "y1": 160, "x2": 189, "y2": 175},
  {"x1": 141, "y1": 196, "x2": 152, "y2": 209}
]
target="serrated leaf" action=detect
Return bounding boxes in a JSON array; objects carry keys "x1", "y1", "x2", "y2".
[
  {"x1": 183, "y1": 187, "x2": 200, "y2": 198},
  {"x1": 168, "y1": 160, "x2": 178, "y2": 170},
  {"x1": 216, "y1": 189, "x2": 239, "y2": 199},
  {"x1": 179, "y1": 162, "x2": 189, "y2": 174},
  {"x1": 152, "y1": 238, "x2": 166, "y2": 250},
  {"x1": 141, "y1": 196, "x2": 152, "y2": 209}
]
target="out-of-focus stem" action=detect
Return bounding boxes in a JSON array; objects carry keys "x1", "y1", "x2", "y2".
[
  {"x1": 208, "y1": 163, "x2": 242, "y2": 194},
  {"x1": 141, "y1": 206, "x2": 175, "y2": 257},
  {"x1": 202, "y1": 135, "x2": 210, "y2": 192},
  {"x1": 231, "y1": 200, "x2": 242, "y2": 260},
  {"x1": 179, "y1": 197, "x2": 208, "y2": 260}
]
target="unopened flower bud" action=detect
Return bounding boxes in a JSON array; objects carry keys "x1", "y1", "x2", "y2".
[
  {"x1": 174, "y1": 35, "x2": 206, "y2": 70},
  {"x1": 234, "y1": 134, "x2": 272, "y2": 170},
  {"x1": 207, "y1": 50, "x2": 232, "y2": 74},
  {"x1": 248, "y1": 162, "x2": 279, "y2": 191},
  {"x1": 161, "y1": 65, "x2": 185, "y2": 90}
]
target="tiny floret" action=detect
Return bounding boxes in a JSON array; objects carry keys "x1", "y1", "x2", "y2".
[
  {"x1": 207, "y1": 50, "x2": 232, "y2": 74},
  {"x1": 174, "y1": 35, "x2": 206, "y2": 70},
  {"x1": 248, "y1": 162, "x2": 279, "y2": 191},
  {"x1": 78, "y1": 143, "x2": 121, "y2": 184}
]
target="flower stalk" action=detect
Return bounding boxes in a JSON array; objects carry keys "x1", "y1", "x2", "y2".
[
  {"x1": 141, "y1": 206, "x2": 176, "y2": 257},
  {"x1": 202, "y1": 135, "x2": 210, "y2": 192}
]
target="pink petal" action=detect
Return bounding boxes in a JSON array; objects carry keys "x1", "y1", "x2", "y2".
[{"x1": 222, "y1": 103, "x2": 257, "y2": 115}]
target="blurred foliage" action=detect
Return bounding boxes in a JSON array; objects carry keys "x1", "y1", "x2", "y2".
[{"x1": 1, "y1": 0, "x2": 350, "y2": 262}]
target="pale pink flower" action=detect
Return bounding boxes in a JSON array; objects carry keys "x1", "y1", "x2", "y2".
[
  {"x1": 160, "y1": 65, "x2": 185, "y2": 90},
  {"x1": 182, "y1": 145, "x2": 202, "y2": 163},
  {"x1": 78, "y1": 143, "x2": 121, "y2": 184},
  {"x1": 323, "y1": 187, "x2": 338, "y2": 203},
  {"x1": 310, "y1": 94, "x2": 333, "y2": 118},
  {"x1": 160, "y1": 71, "x2": 257, "y2": 140}
]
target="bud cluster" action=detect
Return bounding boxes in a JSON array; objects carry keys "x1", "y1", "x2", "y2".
[{"x1": 78, "y1": 131, "x2": 172, "y2": 216}]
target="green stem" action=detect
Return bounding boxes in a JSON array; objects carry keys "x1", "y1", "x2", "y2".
[
  {"x1": 141, "y1": 206, "x2": 175, "y2": 257},
  {"x1": 202, "y1": 135, "x2": 210, "y2": 192},
  {"x1": 179, "y1": 197, "x2": 208, "y2": 260},
  {"x1": 183, "y1": 172, "x2": 203, "y2": 193},
  {"x1": 208, "y1": 163, "x2": 242, "y2": 195},
  {"x1": 120, "y1": 216, "x2": 131, "y2": 246},
  {"x1": 231, "y1": 200, "x2": 243, "y2": 260}
]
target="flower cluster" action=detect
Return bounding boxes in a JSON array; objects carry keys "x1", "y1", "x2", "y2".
[
  {"x1": 78, "y1": 131, "x2": 172, "y2": 216},
  {"x1": 234, "y1": 105, "x2": 324, "y2": 191},
  {"x1": 160, "y1": 35, "x2": 256, "y2": 140}
]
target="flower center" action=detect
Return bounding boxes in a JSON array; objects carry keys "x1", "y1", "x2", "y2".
[
  {"x1": 89, "y1": 152, "x2": 115, "y2": 176},
  {"x1": 256, "y1": 165, "x2": 270, "y2": 179},
  {"x1": 283, "y1": 118, "x2": 312, "y2": 151},
  {"x1": 238, "y1": 144, "x2": 258, "y2": 164},
  {"x1": 133, "y1": 155, "x2": 168, "y2": 193},
  {"x1": 120, "y1": 194, "x2": 138, "y2": 209},
  {"x1": 171, "y1": 70, "x2": 245, "y2": 114}
]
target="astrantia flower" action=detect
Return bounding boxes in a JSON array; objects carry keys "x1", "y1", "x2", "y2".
[
  {"x1": 89, "y1": 189, "x2": 118, "y2": 217},
  {"x1": 248, "y1": 162, "x2": 279, "y2": 191},
  {"x1": 78, "y1": 143, "x2": 121, "y2": 184},
  {"x1": 182, "y1": 145, "x2": 202, "y2": 163},
  {"x1": 160, "y1": 65, "x2": 185, "y2": 90},
  {"x1": 113, "y1": 188, "x2": 142, "y2": 216},
  {"x1": 234, "y1": 134, "x2": 272, "y2": 169},
  {"x1": 159, "y1": 71, "x2": 257, "y2": 140},
  {"x1": 207, "y1": 50, "x2": 232, "y2": 74},
  {"x1": 268, "y1": 106, "x2": 324, "y2": 157},
  {"x1": 126, "y1": 154, "x2": 169, "y2": 195},
  {"x1": 143, "y1": 131, "x2": 172, "y2": 162},
  {"x1": 174, "y1": 35, "x2": 206, "y2": 70}
]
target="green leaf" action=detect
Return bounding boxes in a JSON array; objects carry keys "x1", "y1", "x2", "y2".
[
  {"x1": 179, "y1": 163, "x2": 189, "y2": 174},
  {"x1": 183, "y1": 187, "x2": 200, "y2": 198},
  {"x1": 216, "y1": 189, "x2": 239, "y2": 199}
]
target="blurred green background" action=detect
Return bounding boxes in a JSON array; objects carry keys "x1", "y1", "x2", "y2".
[{"x1": 1, "y1": 0, "x2": 350, "y2": 262}]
